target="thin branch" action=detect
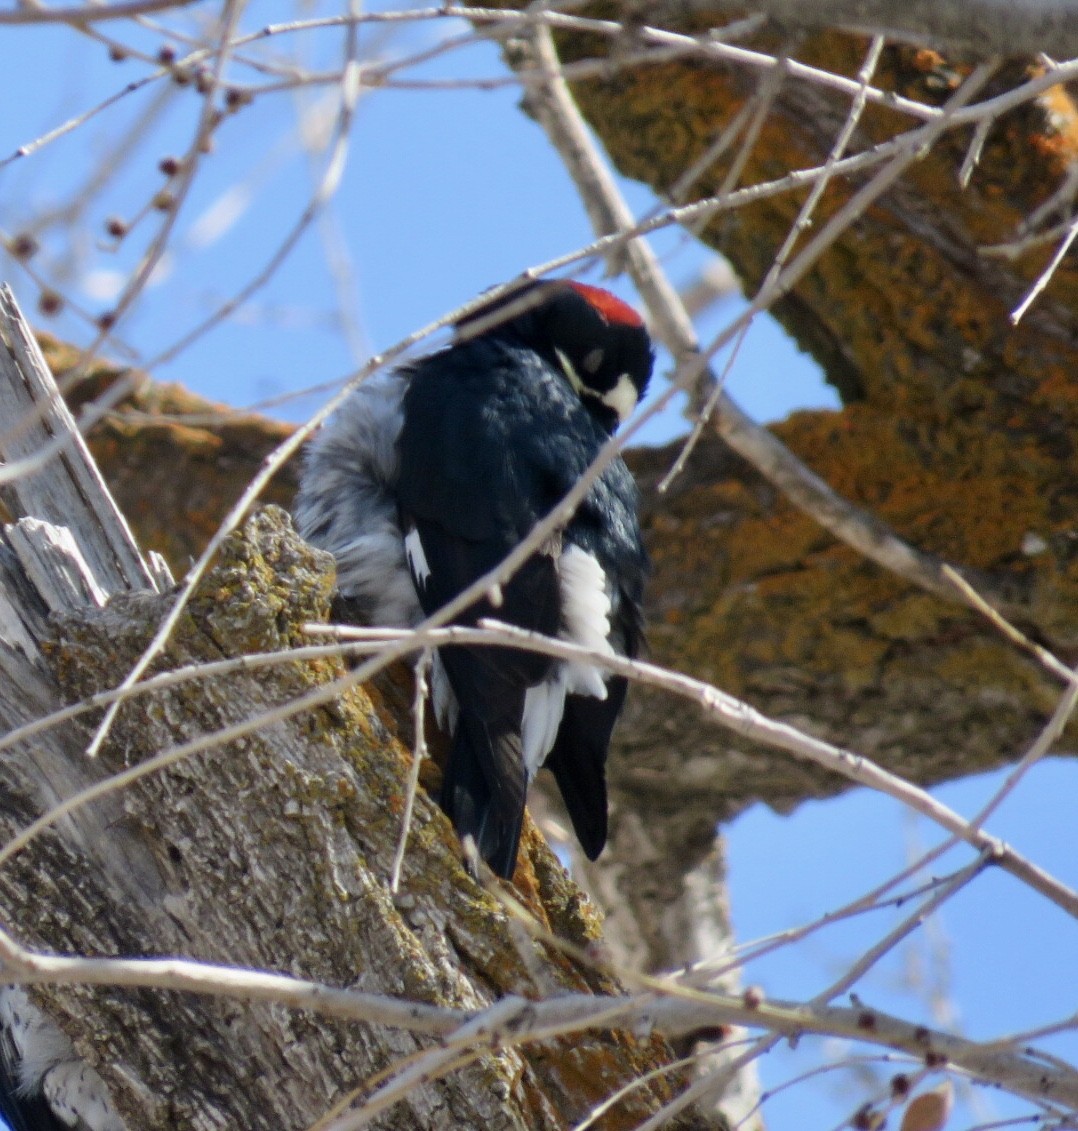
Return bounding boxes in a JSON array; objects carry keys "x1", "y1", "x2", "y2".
[
  {"x1": 1, "y1": 8, "x2": 1075, "y2": 1127},
  {"x1": 67, "y1": 0, "x2": 245, "y2": 371},
  {"x1": 240, "y1": 8, "x2": 943, "y2": 122},
  {"x1": 1010, "y1": 211, "x2": 1078, "y2": 324},
  {"x1": 661, "y1": 33, "x2": 886, "y2": 485},
  {"x1": 809, "y1": 855, "x2": 989, "y2": 1004},
  {"x1": 8, "y1": 594, "x2": 1077, "y2": 920},
  {"x1": 70, "y1": 235, "x2": 706, "y2": 782},
  {"x1": 0, "y1": 641, "x2": 364, "y2": 758},
  {"x1": 0, "y1": 0, "x2": 200, "y2": 26},
  {"x1": 80, "y1": 0, "x2": 363, "y2": 759},
  {"x1": 11, "y1": 607, "x2": 1069, "y2": 935},
  {"x1": 630, "y1": 1034, "x2": 778, "y2": 1131},
  {"x1": 322, "y1": 621, "x2": 1078, "y2": 921},
  {"x1": 389, "y1": 649, "x2": 430, "y2": 895},
  {"x1": 942, "y1": 565, "x2": 1077, "y2": 686},
  {"x1": 0, "y1": 929, "x2": 465, "y2": 1034},
  {"x1": 965, "y1": 672, "x2": 1078, "y2": 837},
  {"x1": 704, "y1": 865, "x2": 989, "y2": 985},
  {"x1": 571, "y1": 1050, "x2": 706, "y2": 1131}
]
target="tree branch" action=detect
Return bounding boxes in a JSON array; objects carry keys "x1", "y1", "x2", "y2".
[
  {"x1": 515, "y1": 25, "x2": 1011, "y2": 616},
  {"x1": 670, "y1": 0, "x2": 1078, "y2": 59}
]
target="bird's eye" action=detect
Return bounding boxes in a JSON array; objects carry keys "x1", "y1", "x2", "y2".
[{"x1": 583, "y1": 348, "x2": 604, "y2": 374}]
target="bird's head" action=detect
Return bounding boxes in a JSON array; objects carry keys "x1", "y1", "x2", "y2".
[{"x1": 456, "y1": 279, "x2": 654, "y2": 431}]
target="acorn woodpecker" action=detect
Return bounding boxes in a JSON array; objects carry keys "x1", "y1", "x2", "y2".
[{"x1": 295, "y1": 280, "x2": 652, "y2": 878}]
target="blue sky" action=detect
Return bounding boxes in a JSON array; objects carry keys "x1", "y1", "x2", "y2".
[{"x1": 0, "y1": 4, "x2": 1074, "y2": 1129}]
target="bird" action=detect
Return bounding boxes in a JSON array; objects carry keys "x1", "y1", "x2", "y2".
[
  {"x1": 0, "y1": 986, "x2": 125, "y2": 1131},
  {"x1": 294, "y1": 279, "x2": 652, "y2": 878}
]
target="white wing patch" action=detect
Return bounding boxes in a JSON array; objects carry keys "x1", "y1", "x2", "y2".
[
  {"x1": 403, "y1": 526, "x2": 432, "y2": 588},
  {"x1": 430, "y1": 654, "x2": 459, "y2": 734},
  {"x1": 521, "y1": 544, "x2": 614, "y2": 778},
  {"x1": 557, "y1": 545, "x2": 614, "y2": 698},
  {"x1": 522, "y1": 680, "x2": 565, "y2": 777}
]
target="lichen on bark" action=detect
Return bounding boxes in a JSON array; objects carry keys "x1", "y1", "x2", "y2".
[{"x1": 7, "y1": 506, "x2": 716, "y2": 1131}]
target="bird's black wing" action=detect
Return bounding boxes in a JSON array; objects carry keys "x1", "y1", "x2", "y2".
[
  {"x1": 543, "y1": 676, "x2": 627, "y2": 859},
  {"x1": 402, "y1": 514, "x2": 558, "y2": 875},
  {"x1": 396, "y1": 343, "x2": 565, "y2": 876}
]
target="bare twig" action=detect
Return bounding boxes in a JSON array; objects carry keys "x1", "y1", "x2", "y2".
[
  {"x1": 80, "y1": 0, "x2": 362, "y2": 759},
  {"x1": 660, "y1": 33, "x2": 886, "y2": 485},
  {"x1": 8, "y1": 596, "x2": 1078, "y2": 920},
  {"x1": 389, "y1": 648, "x2": 431, "y2": 894},
  {"x1": 2, "y1": 6, "x2": 1077, "y2": 1126},
  {"x1": 1010, "y1": 211, "x2": 1078, "y2": 324},
  {"x1": 0, "y1": 0, "x2": 200, "y2": 27},
  {"x1": 0, "y1": 927, "x2": 464, "y2": 1034},
  {"x1": 322, "y1": 620, "x2": 1078, "y2": 921},
  {"x1": 810, "y1": 855, "x2": 989, "y2": 1004}
]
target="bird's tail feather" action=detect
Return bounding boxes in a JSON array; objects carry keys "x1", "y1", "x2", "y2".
[
  {"x1": 440, "y1": 710, "x2": 527, "y2": 879},
  {"x1": 544, "y1": 677, "x2": 627, "y2": 860}
]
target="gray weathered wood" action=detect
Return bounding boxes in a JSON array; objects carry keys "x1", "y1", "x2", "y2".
[
  {"x1": 0, "y1": 284, "x2": 169, "y2": 597},
  {"x1": 5, "y1": 517, "x2": 109, "y2": 613},
  {"x1": 0, "y1": 550, "x2": 45, "y2": 669},
  {"x1": 145, "y1": 550, "x2": 173, "y2": 591},
  {"x1": 0, "y1": 287, "x2": 172, "y2": 1131}
]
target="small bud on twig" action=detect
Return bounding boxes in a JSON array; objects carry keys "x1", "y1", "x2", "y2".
[
  {"x1": 38, "y1": 290, "x2": 63, "y2": 316},
  {"x1": 9, "y1": 233, "x2": 38, "y2": 260}
]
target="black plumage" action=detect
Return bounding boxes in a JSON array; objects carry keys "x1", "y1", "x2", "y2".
[{"x1": 296, "y1": 279, "x2": 652, "y2": 878}]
